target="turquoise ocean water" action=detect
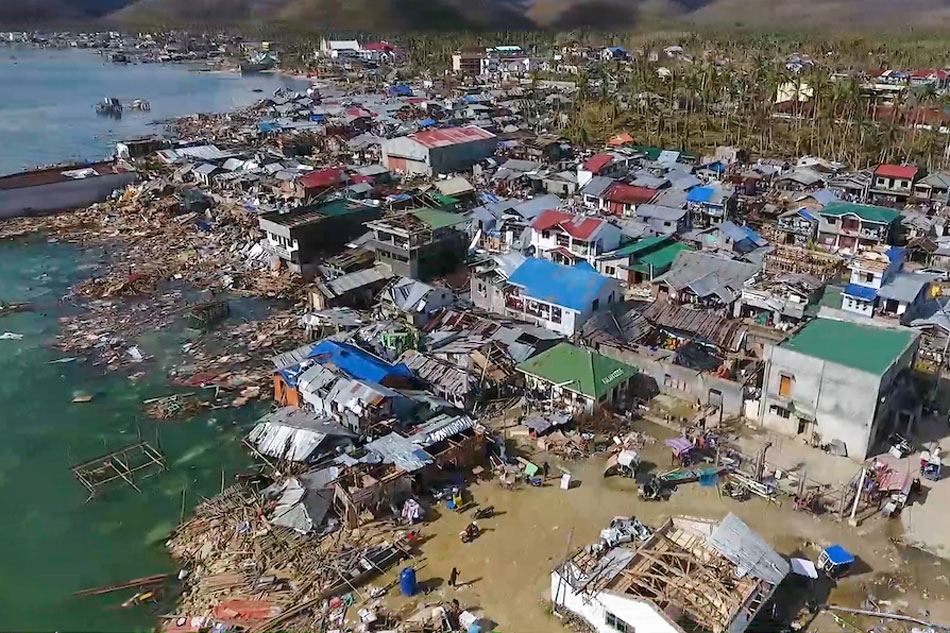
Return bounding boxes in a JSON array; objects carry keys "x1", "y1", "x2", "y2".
[{"x1": 0, "y1": 50, "x2": 306, "y2": 631}]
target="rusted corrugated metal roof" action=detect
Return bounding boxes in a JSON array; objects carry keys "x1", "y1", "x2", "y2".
[{"x1": 410, "y1": 125, "x2": 496, "y2": 149}]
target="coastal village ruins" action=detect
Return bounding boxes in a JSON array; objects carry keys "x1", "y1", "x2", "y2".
[{"x1": 8, "y1": 28, "x2": 950, "y2": 633}]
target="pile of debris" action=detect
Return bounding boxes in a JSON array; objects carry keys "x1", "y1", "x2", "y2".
[{"x1": 167, "y1": 483, "x2": 417, "y2": 632}]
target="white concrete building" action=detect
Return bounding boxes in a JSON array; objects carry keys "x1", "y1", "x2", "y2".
[{"x1": 528, "y1": 209, "x2": 622, "y2": 267}]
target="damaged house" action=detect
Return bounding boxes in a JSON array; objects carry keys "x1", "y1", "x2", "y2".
[
  {"x1": 333, "y1": 413, "x2": 487, "y2": 527},
  {"x1": 655, "y1": 250, "x2": 759, "y2": 311},
  {"x1": 258, "y1": 199, "x2": 382, "y2": 276},
  {"x1": 271, "y1": 339, "x2": 417, "y2": 432},
  {"x1": 247, "y1": 407, "x2": 357, "y2": 464},
  {"x1": 552, "y1": 514, "x2": 789, "y2": 633},
  {"x1": 365, "y1": 208, "x2": 469, "y2": 280}
]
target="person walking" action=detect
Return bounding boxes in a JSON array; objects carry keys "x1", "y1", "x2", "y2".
[{"x1": 449, "y1": 567, "x2": 459, "y2": 588}]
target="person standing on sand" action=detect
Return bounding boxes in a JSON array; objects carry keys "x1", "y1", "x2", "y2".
[{"x1": 449, "y1": 567, "x2": 459, "y2": 587}]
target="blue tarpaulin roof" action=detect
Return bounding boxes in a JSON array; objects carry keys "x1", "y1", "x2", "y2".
[
  {"x1": 844, "y1": 283, "x2": 878, "y2": 301},
  {"x1": 259, "y1": 121, "x2": 281, "y2": 133},
  {"x1": 507, "y1": 257, "x2": 611, "y2": 312},
  {"x1": 279, "y1": 340, "x2": 414, "y2": 387},
  {"x1": 797, "y1": 208, "x2": 817, "y2": 222},
  {"x1": 823, "y1": 545, "x2": 855, "y2": 565},
  {"x1": 310, "y1": 114, "x2": 325, "y2": 122},
  {"x1": 686, "y1": 186, "x2": 716, "y2": 203},
  {"x1": 419, "y1": 118, "x2": 436, "y2": 128},
  {"x1": 390, "y1": 85, "x2": 412, "y2": 96}
]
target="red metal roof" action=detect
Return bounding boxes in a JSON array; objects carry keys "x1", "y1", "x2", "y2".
[
  {"x1": 531, "y1": 209, "x2": 604, "y2": 241},
  {"x1": 606, "y1": 133, "x2": 635, "y2": 147},
  {"x1": 583, "y1": 153, "x2": 614, "y2": 173},
  {"x1": 910, "y1": 68, "x2": 947, "y2": 80},
  {"x1": 409, "y1": 125, "x2": 496, "y2": 149},
  {"x1": 875, "y1": 164, "x2": 919, "y2": 179},
  {"x1": 605, "y1": 183, "x2": 657, "y2": 205},
  {"x1": 363, "y1": 41, "x2": 400, "y2": 51},
  {"x1": 298, "y1": 168, "x2": 344, "y2": 189}
]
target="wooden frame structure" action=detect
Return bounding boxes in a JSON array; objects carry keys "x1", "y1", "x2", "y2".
[
  {"x1": 610, "y1": 520, "x2": 771, "y2": 633},
  {"x1": 71, "y1": 440, "x2": 167, "y2": 501}
]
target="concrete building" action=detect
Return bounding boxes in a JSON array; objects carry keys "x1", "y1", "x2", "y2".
[
  {"x1": 365, "y1": 208, "x2": 469, "y2": 280},
  {"x1": 258, "y1": 199, "x2": 382, "y2": 276},
  {"x1": 528, "y1": 209, "x2": 622, "y2": 267},
  {"x1": 759, "y1": 318, "x2": 920, "y2": 459},
  {"x1": 381, "y1": 126, "x2": 497, "y2": 177},
  {"x1": 816, "y1": 201, "x2": 900, "y2": 252},
  {"x1": 870, "y1": 164, "x2": 920, "y2": 204},
  {"x1": 552, "y1": 514, "x2": 788, "y2": 633},
  {"x1": 500, "y1": 257, "x2": 621, "y2": 336}
]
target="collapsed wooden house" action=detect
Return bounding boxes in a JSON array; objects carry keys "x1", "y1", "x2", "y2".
[{"x1": 552, "y1": 514, "x2": 789, "y2": 633}]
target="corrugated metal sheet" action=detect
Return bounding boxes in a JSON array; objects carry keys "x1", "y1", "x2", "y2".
[
  {"x1": 409, "y1": 414, "x2": 476, "y2": 446},
  {"x1": 706, "y1": 513, "x2": 789, "y2": 584},
  {"x1": 363, "y1": 433, "x2": 433, "y2": 472},
  {"x1": 248, "y1": 422, "x2": 328, "y2": 462},
  {"x1": 410, "y1": 125, "x2": 496, "y2": 149}
]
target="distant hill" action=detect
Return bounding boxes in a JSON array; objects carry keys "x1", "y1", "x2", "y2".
[
  {"x1": 0, "y1": 0, "x2": 133, "y2": 23},
  {"x1": 14, "y1": 0, "x2": 950, "y2": 30}
]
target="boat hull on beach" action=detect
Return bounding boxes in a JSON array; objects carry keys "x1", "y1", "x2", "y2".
[{"x1": 0, "y1": 160, "x2": 137, "y2": 219}]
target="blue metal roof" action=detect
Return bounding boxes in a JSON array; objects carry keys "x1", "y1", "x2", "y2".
[
  {"x1": 686, "y1": 186, "x2": 715, "y2": 203},
  {"x1": 843, "y1": 283, "x2": 878, "y2": 301},
  {"x1": 279, "y1": 340, "x2": 414, "y2": 387},
  {"x1": 507, "y1": 257, "x2": 611, "y2": 312}
]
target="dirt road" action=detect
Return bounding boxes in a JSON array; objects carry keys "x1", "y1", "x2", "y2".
[{"x1": 363, "y1": 419, "x2": 950, "y2": 632}]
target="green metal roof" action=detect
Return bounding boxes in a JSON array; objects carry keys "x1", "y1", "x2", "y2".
[
  {"x1": 637, "y1": 242, "x2": 694, "y2": 275},
  {"x1": 303, "y1": 199, "x2": 376, "y2": 217},
  {"x1": 628, "y1": 145, "x2": 697, "y2": 161},
  {"x1": 611, "y1": 235, "x2": 672, "y2": 258},
  {"x1": 517, "y1": 342, "x2": 637, "y2": 399},
  {"x1": 410, "y1": 207, "x2": 468, "y2": 229},
  {"x1": 781, "y1": 318, "x2": 916, "y2": 375},
  {"x1": 429, "y1": 192, "x2": 460, "y2": 208},
  {"x1": 819, "y1": 202, "x2": 900, "y2": 225}
]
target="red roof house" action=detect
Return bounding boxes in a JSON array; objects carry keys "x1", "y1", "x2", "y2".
[
  {"x1": 874, "y1": 164, "x2": 919, "y2": 180},
  {"x1": 296, "y1": 168, "x2": 346, "y2": 198},
  {"x1": 604, "y1": 183, "x2": 657, "y2": 214},
  {"x1": 583, "y1": 153, "x2": 614, "y2": 174}
]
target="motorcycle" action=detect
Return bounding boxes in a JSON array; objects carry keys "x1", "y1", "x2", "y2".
[
  {"x1": 460, "y1": 522, "x2": 480, "y2": 543},
  {"x1": 723, "y1": 481, "x2": 750, "y2": 501},
  {"x1": 472, "y1": 505, "x2": 495, "y2": 520}
]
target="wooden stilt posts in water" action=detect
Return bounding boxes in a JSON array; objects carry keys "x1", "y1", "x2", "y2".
[{"x1": 70, "y1": 440, "x2": 167, "y2": 502}]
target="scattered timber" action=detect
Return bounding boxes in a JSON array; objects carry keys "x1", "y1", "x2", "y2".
[
  {"x1": 0, "y1": 302, "x2": 32, "y2": 317},
  {"x1": 70, "y1": 440, "x2": 167, "y2": 501},
  {"x1": 73, "y1": 573, "x2": 171, "y2": 598}
]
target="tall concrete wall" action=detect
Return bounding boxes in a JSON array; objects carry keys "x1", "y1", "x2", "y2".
[
  {"x1": 0, "y1": 172, "x2": 137, "y2": 219},
  {"x1": 595, "y1": 343, "x2": 746, "y2": 417}
]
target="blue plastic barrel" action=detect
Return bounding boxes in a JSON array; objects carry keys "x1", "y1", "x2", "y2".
[{"x1": 399, "y1": 567, "x2": 418, "y2": 596}]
